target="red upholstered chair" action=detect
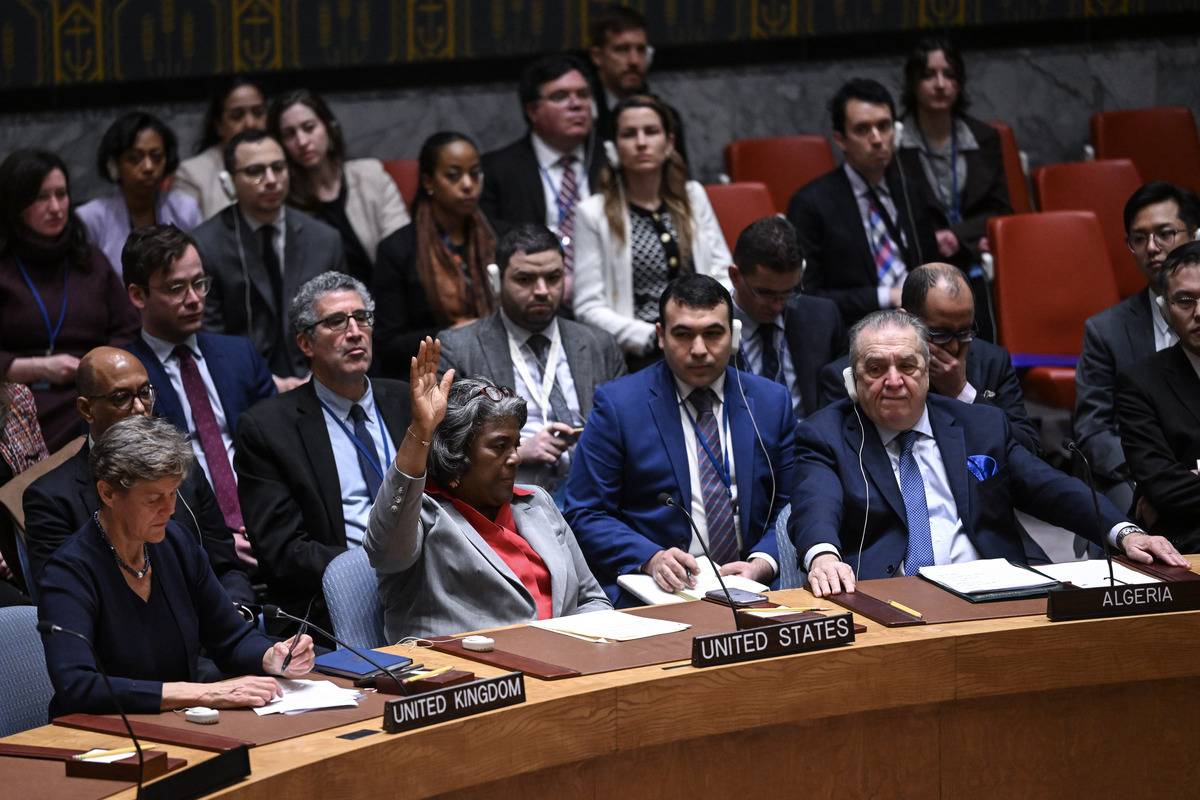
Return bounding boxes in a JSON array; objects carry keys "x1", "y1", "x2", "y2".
[
  {"x1": 724, "y1": 136, "x2": 836, "y2": 213},
  {"x1": 987, "y1": 120, "x2": 1033, "y2": 215},
  {"x1": 1090, "y1": 107, "x2": 1200, "y2": 192},
  {"x1": 704, "y1": 182, "x2": 777, "y2": 252},
  {"x1": 1034, "y1": 159, "x2": 1145, "y2": 299},
  {"x1": 382, "y1": 159, "x2": 420, "y2": 207},
  {"x1": 988, "y1": 211, "x2": 1120, "y2": 410}
]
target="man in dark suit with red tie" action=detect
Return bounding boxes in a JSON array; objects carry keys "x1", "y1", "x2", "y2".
[{"x1": 121, "y1": 224, "x2": 275, "y2": 570}]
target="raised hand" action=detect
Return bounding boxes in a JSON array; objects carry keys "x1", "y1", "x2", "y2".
[{"x1": 410, "y1": 337, "x2": 455, "y2": 440}]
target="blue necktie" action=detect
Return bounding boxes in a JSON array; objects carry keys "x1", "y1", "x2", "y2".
[
  {"x1": 898, "y1": 430, "x2": 935, "y2": 572},
  {"x1": 349, "y1": 404, "x2": 383, "y2": 503},
  {"x1": 689, "y1": 389, "x2": 739, "y2": 565}
]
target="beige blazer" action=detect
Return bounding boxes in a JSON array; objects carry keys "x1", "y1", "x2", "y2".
[
  {"x1": 572, "y1": 180, "x2": 732, "y2": 355},
  {"x1": 343, "y1": 158, "x2": 410, "y2": 263},
  {"x1": 174, "y1": 145, "x2": 233, "y2": 220}
]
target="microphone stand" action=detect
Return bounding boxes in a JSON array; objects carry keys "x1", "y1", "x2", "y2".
[
  {"x1": 262, "y1": 605, "x2": 410, "y2": 691},
  {"x1": 657, "y1": 492, "x2": 744, "y2": 630},
  {"x1": 1065, "y1": 441, "x2": 1116, "y2": 587},
  {"x1": 38, "y1": 621, "x2": 146, "y2": 799}
]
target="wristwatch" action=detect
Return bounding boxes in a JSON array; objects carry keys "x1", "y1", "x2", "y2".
[{"x1": 1115, "y1": 525, "x2": 1142, "y2": 550}]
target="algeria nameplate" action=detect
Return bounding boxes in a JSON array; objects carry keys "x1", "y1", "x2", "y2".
[{"x1": 1047, "y1": 580, "x2": 1200, "y2": 622}]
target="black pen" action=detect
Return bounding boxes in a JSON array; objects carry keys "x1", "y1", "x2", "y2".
[{"x1": 281, "y1": 596, "x2": 315, "y2": 672}]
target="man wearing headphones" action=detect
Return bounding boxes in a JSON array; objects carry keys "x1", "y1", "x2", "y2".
[
  {"x1": 192, "y1": 129, "x2": 345, "y2": 387},
  {"x1": 22, "y1": 346, "x2": 254, "y2": 604},
  {"x1": 564, "y1": 274, "x2": 795, "y2": 604},
  {"x1": 437, "y1": 224, "x2": 625, "y2": 496}
]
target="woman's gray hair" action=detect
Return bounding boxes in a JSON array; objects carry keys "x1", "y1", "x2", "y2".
[
  {"x1": 428, "y1": 376, "x2": 527, "y2": 486},
  {"x1": 847, "y1": 309, "x2": 931, "y2": 374},
  {"x1": 288, "y1": 271, "x2": 376, "y2": 335},
  {"x1": 89, "y1": 415, "x2": 194, "y2": 489}
]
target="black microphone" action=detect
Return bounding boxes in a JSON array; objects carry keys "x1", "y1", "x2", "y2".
[
  {"x1": 1064, "y1": 440, "x2": 1116, "y2": 587},
  {"x1": 38, "y1": 621, "x2": 147, "y2": 799},
  {"x1": 657, "y1": 492, "x2": 743, "y2": 630},
  {"x1": 261, "y1": 605, "x2": 409, "y2": 690}
]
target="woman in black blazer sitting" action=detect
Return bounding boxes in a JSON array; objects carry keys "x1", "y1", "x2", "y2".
[
  {"x1": 372, "y1": 132, "x2": 496, "y2": 377},
  {"x1": 38, "y1": 416, "x2": 313, "y2": 717}
]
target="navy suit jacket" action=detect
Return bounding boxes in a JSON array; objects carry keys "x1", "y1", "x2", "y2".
[
  {"x1": 563, "y1": 361, "x2": 796, "y2": 603},
  {"x1": 124, "y1": 331, "x2": 276, "y2": 443},
  {"x1": 790, "y1": 395, "x2": 1127, "y2": 580}
]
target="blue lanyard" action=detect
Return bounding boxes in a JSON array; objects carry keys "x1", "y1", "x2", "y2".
[
  {"x1": 318, "y1": 400, "x2": 392, "y2": 482},
  {"x1": 681, "y1": 398, "x2": 733, "y2": 491},
  {"x1": 16, "y1": 258, "x2": 69, "y2": 356},
  {"x1": 536, "y1": 163, "x2": 575, "y2": 227}
]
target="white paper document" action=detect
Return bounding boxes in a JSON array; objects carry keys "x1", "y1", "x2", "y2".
[
  {"x1": 530, "y1": 609, "x2": 690, "y2": 643},
  {"x1": 917, "y1": 558, "x2": 1058, "y2": 595},
  {"x1": 75, "y1": 749, "x2": 138, "y2": 763},
  {"x1": 254, "y1": 679, "x2": 363, "y2": 716},
  {"x1": 1031, "y1": 560, "x2": 1161, "y2": 589},
  {"x1": 616, "y1": 556, "x2": 769, "y2": 605}
]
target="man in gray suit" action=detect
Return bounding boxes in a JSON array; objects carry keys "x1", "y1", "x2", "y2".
[
  {"x1": 438, "y1": 223, "x2": 626, "y2": 494},
  {"x1": 193, "y1": 129, "x2": 345, "y2": 388},
  {"x1": 1075, "y1": 182, "x2": 1198, "y2": 508}
]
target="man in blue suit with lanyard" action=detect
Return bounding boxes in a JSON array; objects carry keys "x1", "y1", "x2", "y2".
[
  {"x1": 233, "y1": 272, "x2": 411, "y2": 619},
  {"x1": 564, "y1": 274, "x2": 796, "y2": 604}
]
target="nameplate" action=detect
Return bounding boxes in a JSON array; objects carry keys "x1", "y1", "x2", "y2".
[
  {"x1": 1047, "y1": 580, "x2": 1200, "y2": 622},
  {"x1": 691, "y1": 612, "x2": 855, "y2": 668},
  {"x1": 383, "y1": 671, "x2": 526, "y2": 733}
]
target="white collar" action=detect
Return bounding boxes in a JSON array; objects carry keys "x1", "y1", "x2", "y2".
[
  {"x1": 312, "y1": 376, "x2": 372, "y2": 419},
  {"x1": 141, "y1": 329, "x2": 199, "y2": 363},
  {"x1": 1149, "y1": 288, "x2": 1172, "y2": 338},
  {"x1": 530, "y1": 132, "x2": 586, "y2": 171},
  {"x1": 732, "y1": 300, "x2": 783, "y2": 336},
  {"x1": 240, "y1": 206, "x2": 286, "y2": 233},
  {"x1": 844, "y1": 162, "x2": 891, "y2": 198},
  {"x1": 872, "y1": 405, "x2": 933, "y2": 449},
  {"x1": 673, "y1": 372, "x2": 727, "y2": 408},
  {"x1": 499, "y1": 308, "x2": 559, "y2": 344}
]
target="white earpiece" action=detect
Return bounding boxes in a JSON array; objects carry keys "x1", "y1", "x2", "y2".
[
  {"x1": 486, "y1": 263, "x2": 501, "y2": 298},
  {"x1": 730, "y1": 318, "x2": 742, "y2": 352},
  {"x1": 843, "y1": 366, "x2": 858, "y2": 402},
  {"x1": 603, "y1": 140, "x2": 619, "y2": 169},
  {"x1": 218, "y1": 170, "x2": 236, "y2": 199},
  {"x1": 106, "y1": 159, "x2": 120, "y2": 183}
]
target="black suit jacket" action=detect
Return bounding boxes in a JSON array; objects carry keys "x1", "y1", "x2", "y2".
[
  {"x1": 787, "y1": 164, "x2": 939, "y2": 326},
  {"x1": 479, "y1": 135, "x2": 607, "y2": 231},
  {"x1": 1117, "y1": 343, "x2": 1200, "y2": 550},
  {"x1": 735, "y1": 294, "x2": 846, "y2": 419},
  {"x1": 817, "y1": 337, "x2": 1042, "y2": 455},
  {"x1": 22, "y1": 444, "x2": 254, "y2": 603},
  {"x1": 896, "y1": 115, "x2": 1012, "y2": 257},
  {"x1": 233, "y1": 378, "x2": 411, "y2": 609}
]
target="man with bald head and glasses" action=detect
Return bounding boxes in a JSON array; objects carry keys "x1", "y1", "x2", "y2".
[
  {"x1": 122, "y1": 224, "x2": 276, "y2": 571},
  {"x1": 234, "y1": 272, "x2": 411, "y2": 621},
  {"x1": 22, "y1": 346, "x2": 253, "y2": 603},
  {"x1": 819, "y1": 262, "x2": 1040, "y2": 454}
]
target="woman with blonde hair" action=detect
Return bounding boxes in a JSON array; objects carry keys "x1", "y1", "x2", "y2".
[{"x1": 572, "y1": 94, "x2": 730, "y2": 369}]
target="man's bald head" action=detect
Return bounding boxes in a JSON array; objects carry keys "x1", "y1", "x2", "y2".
[
  {"x1": 76, "y1": 347, "x2": 155, "y2": 438},
  {"x1": 900, "y1": 262, "x2": 971, "y2": 317}
]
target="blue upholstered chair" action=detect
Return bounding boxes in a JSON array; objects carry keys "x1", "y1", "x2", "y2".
[
  {"x1": 321, "y1": 547, "x2": 387, "y2": 650},
  {"x1": 774, "y1": 504, "x2": 802, "y2": 589},
  {"x1": 0, "y1": 605, "x2": 53, "y2": 736}
]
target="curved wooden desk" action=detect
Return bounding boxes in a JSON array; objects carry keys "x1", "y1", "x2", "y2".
[{"x1": 9, "y1": 570, "x2": 1200, "y2": 799}]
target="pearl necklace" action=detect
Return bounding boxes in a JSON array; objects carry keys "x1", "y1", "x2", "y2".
[{"x1": 93, "y1": 511, "x2": 152, "y2": 580}]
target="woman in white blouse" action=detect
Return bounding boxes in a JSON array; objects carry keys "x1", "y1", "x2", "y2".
[{"x1": 573, "y1": 94, "x2": 730, "y2": 368}]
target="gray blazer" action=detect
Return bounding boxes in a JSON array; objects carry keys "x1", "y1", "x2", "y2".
[
  {"x1": 364, "y1": 466, "x2": 611, "y2": 642},
  {"x1": 1075, "y1": 289, "x2": 1157, "y2": 482}
]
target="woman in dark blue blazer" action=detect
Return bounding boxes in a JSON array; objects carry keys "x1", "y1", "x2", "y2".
[{"x1": 38, "y1": 415, "x2": 313, "y2": 717}]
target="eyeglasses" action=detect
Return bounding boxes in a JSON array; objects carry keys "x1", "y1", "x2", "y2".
[
  {"x1": 539, "y1": 87, "x2": 592, "y2": 105},
  {"x1": 1168, "y1": 294, "x2": 1199, "y2": 312},
  {"x1": 1127, "y1": 227, "x2": 1187, "y2": 251},
  {"x1": 308, "y1": 309, "x2": 374, "y2": 333},
  {"x1": 86, "y1": 384, "x2": 155, "y2": 411},
  {"x1": 149, "y1": 276, "x2": 212, "y2": 301},
  {"x1": 475, "y1": 385, "x2": 515, "y2": 402},
  {"x1": 742, "y1": 282, "x2": 799, "y2": 304},
  {"x1": 235, "y1": 160, "x2": 288, "y2": 183},
  {"x1": 926, "y1": 325, "x2": 977, "y2": 346}
]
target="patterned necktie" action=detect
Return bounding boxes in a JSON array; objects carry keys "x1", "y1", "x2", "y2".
[
  {"x1": 556, "y1": 154, "x2": 579, "y2": 303},
  {"x1": 689, "y1": 389, "x2": 738, "y2": 565},
  {"x1": 526, "y1": 333, "x2": 573, "y2": 424},
  {"x1": 260, "y1": 225, "x2": 283, "y2": 308},
  {"x1": 757, "y1": 323, "x2": 783, "y2": 385},
  {"x1": 173, "y1": 346, "x2": 243, "y2": 531},
  {"x1": 866, "y1": 194, "x2": 904, "y2": 288},
  {"x1": 348, "y1": 404, "x2": 383, "y2": 503},
  {"x1": 898, "y1": 430, "x2": 935, "y2": 572}
]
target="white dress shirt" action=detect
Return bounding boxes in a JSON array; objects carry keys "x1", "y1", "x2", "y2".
[
  {"x1": 732, "y1": 301, "x2": 800, "y2": 416},
  {"x1": 530, "y1": 133, "x2": 590, "y2": 236},
  {"x1": 673, "y1": 374, "x2": 777, "y2": 577},
  {"x1": 141, "y1": 330, "x2": 234, "y2": 488},
  {"x1": 844, "y1": 163, "x2": 907, "y2": 309},
  {"x1": 313, "y1": 377, "x2": 396, "y2": 546}
]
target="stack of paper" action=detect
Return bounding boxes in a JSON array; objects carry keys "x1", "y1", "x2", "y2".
[
  {"x1": 530, "y1": 609, "x2": 690, "y2": 643},
  {"x1": 254, "y1": 679, "x2": 363, "y2": 716},
  {"x1": 617, "y1": 556, "x2": 768, "y2": 605},
  {"x1": 917, "y1": 558, "x2": 1059, "y2": 601}
]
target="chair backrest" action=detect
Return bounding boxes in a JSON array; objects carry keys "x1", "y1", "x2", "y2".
[
  {"x1": 703, "y1": 182, "x2": 777, "y2": 252},
  {"x1": 0, "y1": 605, "x2": 53, "y2": 737},
  {"x1": 1034, "y1": 159, "x2": 1145, "y2": 299},
  {"x1": 381, "y1": 159, "x2": 420, "y2": 208},
  {"x1": 322, "y1": 546, "x2": 386, "y2": 650},
  {"x1": 987, "y1": 120, "x2": 1033, "y2": 214},
  {"x1": 988, "y1": 211, "x2": 1120, "y2": 367},
  {"x1": 773, "y1": 504, "x2": 800, "y2": 590},
  {"x1": 0, "y1": 436, "x2": 84, "y2": 533},
  {"x1": 724, "y1": 136, "x2": 836, "y2": 213},
  {"x1": 1091, "y1": 106, "x2": 1200, "y2": 192}
]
